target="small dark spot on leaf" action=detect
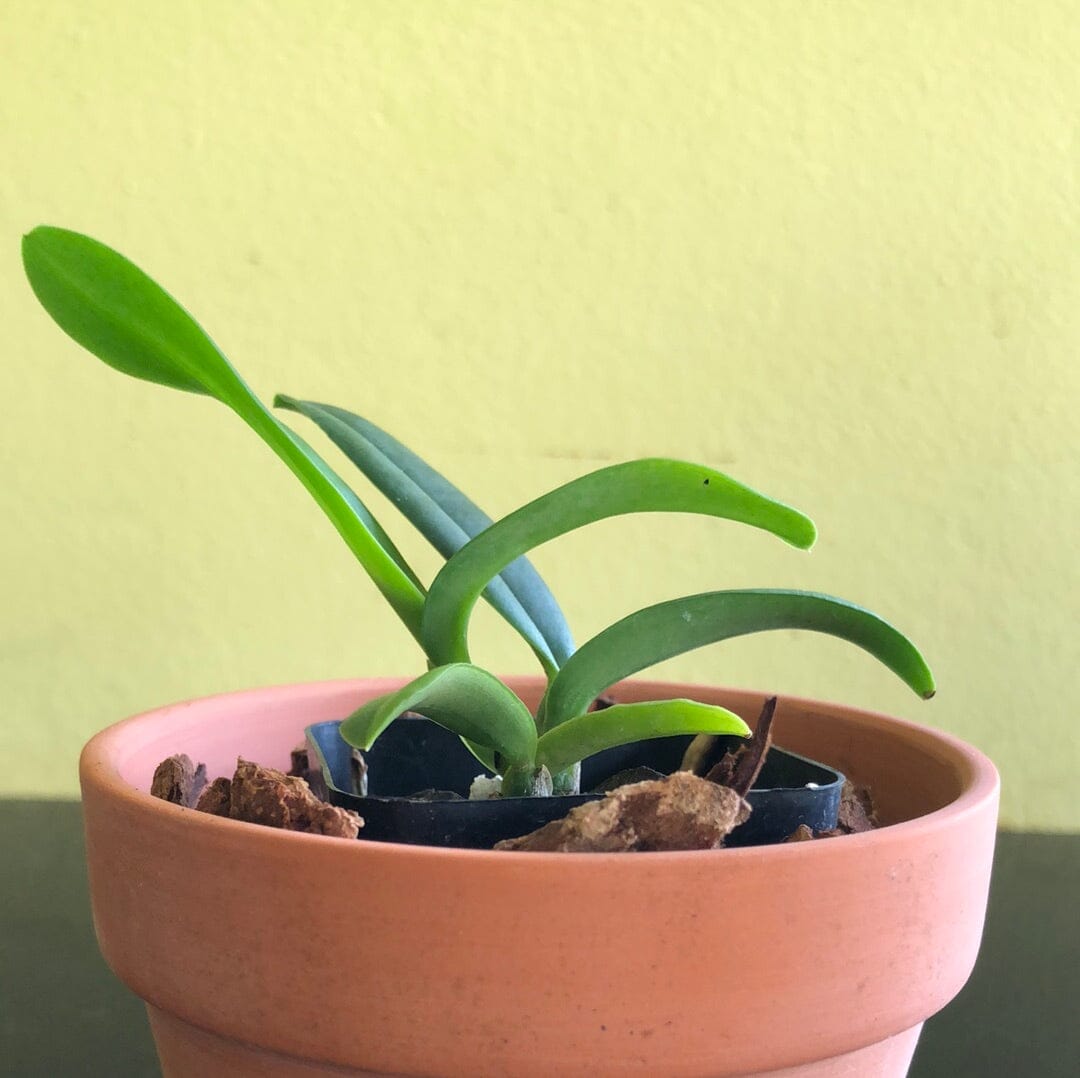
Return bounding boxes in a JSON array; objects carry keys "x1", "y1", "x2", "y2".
[{"x1": 703, "y1": 478, "x2": 710, "y2": 485}]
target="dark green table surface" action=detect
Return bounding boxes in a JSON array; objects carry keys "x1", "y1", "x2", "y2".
[{"x1": 2, "y1": 802, "x2": 1076, "y2": 1077}]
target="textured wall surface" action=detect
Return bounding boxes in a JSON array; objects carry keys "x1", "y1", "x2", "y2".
[{"x1": 2, "y1": 2, "x2": 1077, "y2": 828}]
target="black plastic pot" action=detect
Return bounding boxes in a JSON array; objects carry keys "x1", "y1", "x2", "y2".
[{"x1": 305, "y1": 716, "x2": 845, "y2": 850}]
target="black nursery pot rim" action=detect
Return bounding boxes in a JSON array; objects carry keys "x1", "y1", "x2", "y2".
[{"x1": 304, "y1": 717, "x2": 845, "y2": 850}]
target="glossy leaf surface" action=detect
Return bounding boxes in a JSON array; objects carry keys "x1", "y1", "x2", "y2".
[
  {"x1": 540, "y1": 589, "x2": 936, "y2": 732},
  {"x1": 422, "y1": 459, "x2": 816, "y2": 665},
  {"x1": 339, "y1": 664, "x2": 538, "y2": 769},
  {"x1": 276, "y1": 396, "x2": 574, "y2": 672},
  {"x1": 23, "y1": 226, "x2": 240, "y2": 401},
  {"x1": 22, "y1": 226, "x2": 426, "y2": 638},
  {"x1": 534, "y1": 699, "x2": 750, "y2": 776}
]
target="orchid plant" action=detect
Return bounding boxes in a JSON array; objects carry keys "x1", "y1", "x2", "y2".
[{"x1": 22, "y1": 226, "x2": 935, "y2": 799}]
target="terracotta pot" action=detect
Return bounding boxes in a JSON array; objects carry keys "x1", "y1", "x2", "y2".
[{"x1": 80, "y1": 677, "x2": 999, "y2": 1077}]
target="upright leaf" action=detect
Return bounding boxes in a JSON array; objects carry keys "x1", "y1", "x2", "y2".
[
  {"x1": 540, "y1": 589, "x2": 936, "y2": 732},
  {"x1": 22, "y1": 226, "x2": 426, "y2": 639},
  {"x1": 276, "y1": 396, "x2": 574, "y2": 673},
  {"x1": 282, "y1": 424, "x2": 423, "y2": 591},
  {"x1": 421, "y1": 459, "x2": 816, "y2": 666}
]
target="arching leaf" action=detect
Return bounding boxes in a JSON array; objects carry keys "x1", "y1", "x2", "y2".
[
  {"x1": 339, "y1": 664, "x2": 538, "y2": 770},
  {"x1": 535, "y1": 699, "x2": 750, "y2": 776},
  {"x1": 422, "y1": 459, "x2": 816, "y2": 665},
  {"x1": 540, "y1": 589, "x2": 936, "y2": 732}
]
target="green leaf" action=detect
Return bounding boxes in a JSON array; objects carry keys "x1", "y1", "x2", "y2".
[
  {"x1": 23, "y1": 226, "x2": 244, "y2": 403},
  {"x1": 534, "y1": 699, "x2": 750, "y2": 776},
  {"x1": 275, "y1": 396, "x2": 574, "y2": 674},
  {"x1": 421, "y1": 459, "x2": 816, "y2": 666},
  {"x1": 540, "y1": 589, "x2": 936, "y2": 732},
  {"x1": 282, "y1": 424, "x2": 424, "y2": 592},
  {"x1": 22, "y1": 226, "x2": 426, "y2": 640},
  {"x1": 338, "y1": 664, "x2": 538, "y2": 769}
]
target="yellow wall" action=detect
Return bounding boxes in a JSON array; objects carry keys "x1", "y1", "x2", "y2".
[{"x1": 2, "y1": 2, "x2": 1077, "y2": 829}]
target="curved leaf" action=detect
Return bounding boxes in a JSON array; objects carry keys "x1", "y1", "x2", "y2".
[
  {"x1": 276, "y1": 396, "x2": 574, "y2": 673},
  {"x1": 534, "y1": 699, "x2": 750, "y2": 776},
  {"x1": 421, "y1": 459, "x2": 816, "y2": 665},
  {"x1": 339, "y1": 664, "x2": 538, "y2": 769},
  {"x1": 540, "y1": 589, "x2": 936, "y2": 732},
  {"x1": 22, "y1": 226, "x2": 426, "y2": 639}
]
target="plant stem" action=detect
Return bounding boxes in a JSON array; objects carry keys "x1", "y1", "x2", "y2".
[{"x1": 501, "y1": 764, "x2": 553, "y2": 798}]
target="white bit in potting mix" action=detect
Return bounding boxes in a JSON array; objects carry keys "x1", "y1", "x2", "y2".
[{"x1": 469, "y1": 775, "x2": 503, "y2": 800}]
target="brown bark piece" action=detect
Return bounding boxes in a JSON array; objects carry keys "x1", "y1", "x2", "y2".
[
  {"x1": 680, "y1": 733, "x2": 721, "y2": 778},
  {"x1": 785, "y1": 824, "x2": 816, "y2": 843},
  {"x1": 287, "y1": 746, "x2": 309, "y2": 778},
  {"x1": 229, "y1": 759, "x2": 362, "y2": 838},
  {"x1": 783, "y1": 782, "x2": 880, "y2": 842},
  {"x1": 701, "y1": 748, "x2": 738, "y2": 787},
  {"x1": 682, "y1": 696, "x2": 777, "y2": 796},
  {"x1": 496, "y1": 772, "x2": 750, "y2": 853},
  {"x1": 706, "y1": 696, "x2": 777, "y2": 797},
  {"x1": 195, "y1": 777, "x2": 232, "y2": 817},
  {"x1": 150, "y1": 754, "x2": 206, "y2": 807},
  {"x1": 785, "y1": 824, "x2": 845, "y2": 842},
  {"x1": 836, "y1": 780, "x2": 878, "y2": 833}
]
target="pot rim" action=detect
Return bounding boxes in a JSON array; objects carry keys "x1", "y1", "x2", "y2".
[{"x1": 80, "y1": 674, "x2": 999, "y2": 864}]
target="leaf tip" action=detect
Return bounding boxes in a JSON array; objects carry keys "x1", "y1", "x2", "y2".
[
  {"x1": 21, "y1": 226, "x2": 49, "y2": 273},
  {"x1": 791, "y1": 514, "x2": 817, "y2": 550},
  {"x1": 911, "y1": 658, "x2": 936, "y2": 699},
  {"x1": 22, "y1": 224, "x2": 70, "y2": 260}
]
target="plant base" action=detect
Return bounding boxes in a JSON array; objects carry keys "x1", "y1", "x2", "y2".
[{"x1": 305, "y1": 716, "x2": 845, "y2": 848}]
